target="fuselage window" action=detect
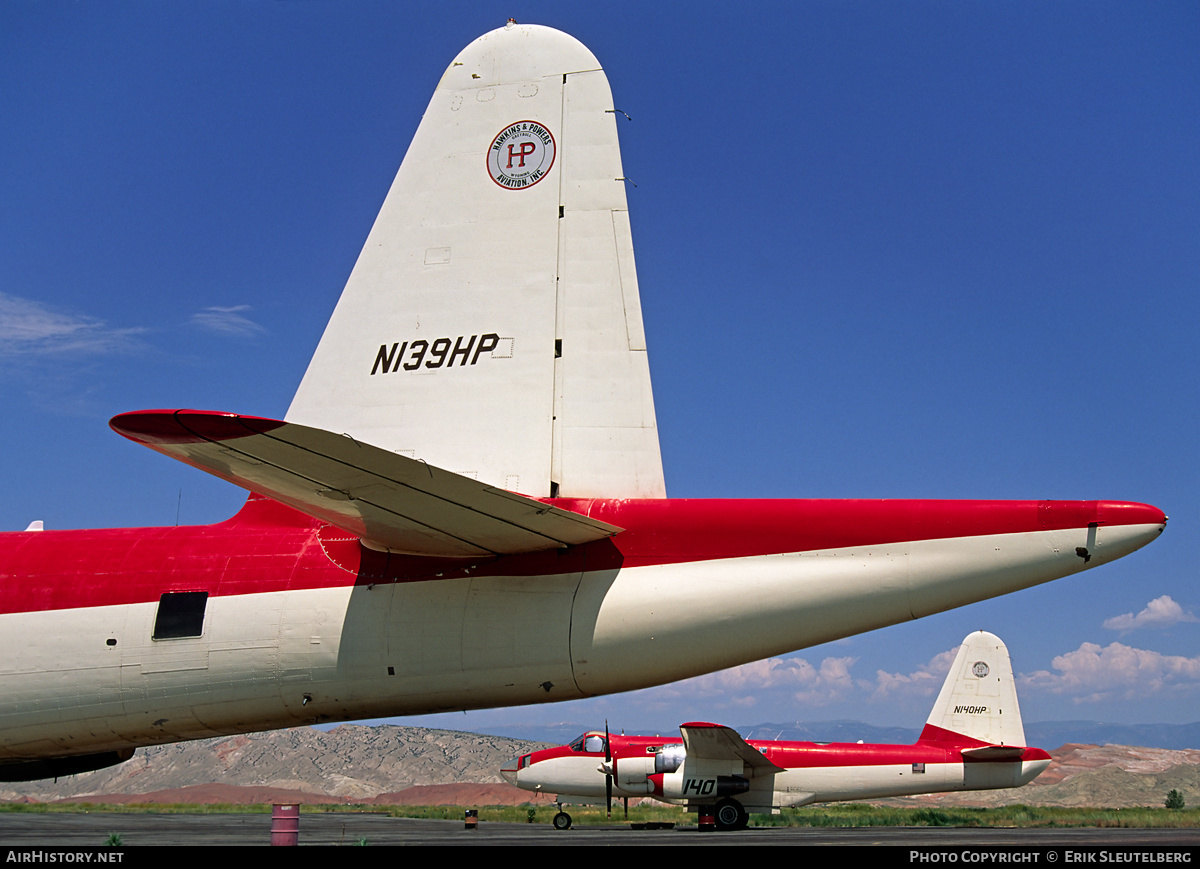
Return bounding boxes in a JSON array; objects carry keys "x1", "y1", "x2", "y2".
[{"x1": 152, "y1": 591, "x2": 209, "y2": 640}]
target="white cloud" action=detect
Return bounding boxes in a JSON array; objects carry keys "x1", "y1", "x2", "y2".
[
  {"x1": 793, "y1": 656, "x2": 858, "y2": 706},
  {"x1": 627, "y1": 646, "x2": 975, "y2": 717},
  {"x1": 0, "y1": 292, "x2": 143, "y2": 355},
  {"x1": 1020, "y1": 641, "x2": 1200, "y2": 704},
  {"x1": 190, "y1": 305, "x2": 265, "y2": 337},
  {"x1": 644, "y1": 654, "x2": 861, "y2": 710},
  {"x1": 1103, "y1": 595, "x2": 1198, "y2": 633},
  {"x1": 870, "y1": 647, "x2": 958, "y2": 701}
]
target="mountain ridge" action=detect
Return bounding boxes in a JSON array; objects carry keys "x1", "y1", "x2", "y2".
[{"x1": 1, "y1": 722, "x2": 1196, "y2": 809}]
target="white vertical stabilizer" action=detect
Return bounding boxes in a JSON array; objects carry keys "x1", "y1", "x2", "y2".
[
  {"x1": 923, "y1": 631, "x2": 1027, "y2": 746},
  {"x1": 287, "y1": 22, "x2": 665, "y2": 498}
]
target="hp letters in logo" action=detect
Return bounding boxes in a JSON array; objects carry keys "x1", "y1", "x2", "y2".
[{"x1": 488, "y1": 121, "x2": 556, "y2": 189}]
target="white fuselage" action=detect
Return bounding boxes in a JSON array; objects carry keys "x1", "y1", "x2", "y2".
[{"x1": 0, "y1": 518, "x2": 1161, "y2": 764}]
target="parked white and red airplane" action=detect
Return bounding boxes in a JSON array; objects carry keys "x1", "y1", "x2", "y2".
[
  {"x1": 0, "y1": 22, "x2": 1164, "y2": 782},
  {"x1": 502, "y1": 632, "x2": 1051, "y2": 830}
]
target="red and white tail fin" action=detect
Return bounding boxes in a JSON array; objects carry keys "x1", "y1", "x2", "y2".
[
  {"x1": 286, "y1": 22, "x2": 665, "y2": 500},
  {"x1": 919, "y1": 631, "x2": 1027, "y2": 748}
]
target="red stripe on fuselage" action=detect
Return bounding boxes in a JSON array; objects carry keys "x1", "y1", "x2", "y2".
[
  {"x1": 551, "y1": 498, "x2": 1164, "y2": 568},
  {"x1": 0, "y1": 495, "x2": 1164, "y2": 615},
  {"x1": 918, "y1": 722, "x2": 991, "y2": 747},
  {"x1": 528, "y1": 734, "x2": 1050, "y2": 770}
]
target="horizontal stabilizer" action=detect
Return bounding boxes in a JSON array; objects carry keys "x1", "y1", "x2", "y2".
[
  {"x1": 680, "y1": 722, "x2": 786, "y2": 773},
  {"x1": 960, "y1": 745, "x2": 1027, "y2": 760},
  {"x1": 110, "y1": 410, "x2": 622, "y2": 557}
]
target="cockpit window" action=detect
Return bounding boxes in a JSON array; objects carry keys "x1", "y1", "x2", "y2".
[{"x1": 568, "y1": 732, "x2": 608, "y2": 754}]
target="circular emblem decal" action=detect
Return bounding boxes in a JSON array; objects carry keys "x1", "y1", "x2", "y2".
[
  {"x1": 972, "y1": 661, "x2": 990, "y2": 678},
  {"x1": 488, "y1": 121, "x2": 556, "y2": 189}
]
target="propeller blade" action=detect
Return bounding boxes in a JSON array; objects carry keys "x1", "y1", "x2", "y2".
[{"x1": 605, "y1": 720, "x2": 613, "y2": 818}]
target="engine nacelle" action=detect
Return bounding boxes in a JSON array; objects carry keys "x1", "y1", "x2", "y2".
[
  {"x1": 654, "y1": 743, "x2": 686, "y2": 774},
  {"x1": 0, "y1": 749, "x2": 134, "y2": 783},
  {"x1": 650, "y1": 768, "x2": 750, "y2": 800},
  {"x1": 613, "y1": 755, "x2": 656, "y2": 793},
  {"x1": 609, "y1": 742, "x2": 690, "y2": 795}
]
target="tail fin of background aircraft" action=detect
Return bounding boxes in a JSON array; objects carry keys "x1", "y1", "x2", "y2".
[
  {"x1": 919, "y1": 631, "x2": 1028, "y2": 748},
  {"x1": 286, "y1": 22, "x2": 665, "y2": 499}
]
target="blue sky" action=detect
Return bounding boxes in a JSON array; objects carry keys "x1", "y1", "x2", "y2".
[{"x1": 2, "y1": 2, "x2": 1197, "y2": 736}]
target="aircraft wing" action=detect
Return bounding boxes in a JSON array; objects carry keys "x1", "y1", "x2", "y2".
[
  {"x1": 680, "y1": 722, "x2": 787, "y2": 773},
  {"x1": 110, "y1": 409, "x2": 622, "y2": 558},
  {"x1": 960, "y1": 745, "x2": 1029, "y2": 760}
]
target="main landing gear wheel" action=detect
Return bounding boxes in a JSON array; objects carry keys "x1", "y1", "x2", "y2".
[
  {"x1": 552, "y1": 811, "x2": 572, "y2": 830},
  {"x1": 714, "y1": 798, "x2": 749, "y2": 831}
]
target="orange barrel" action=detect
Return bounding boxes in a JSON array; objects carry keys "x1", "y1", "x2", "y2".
[{"x1": 271, "y1": 803, "x2": 299, "y2": 846}]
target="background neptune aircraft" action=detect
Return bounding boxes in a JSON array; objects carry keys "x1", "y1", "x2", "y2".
[
  {"x1": 0, "y1": 23, "x2": 1164, "y2": 781},
  {"x1": 502, "y1": 632, "x2": 1051, "y2": 830}
]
